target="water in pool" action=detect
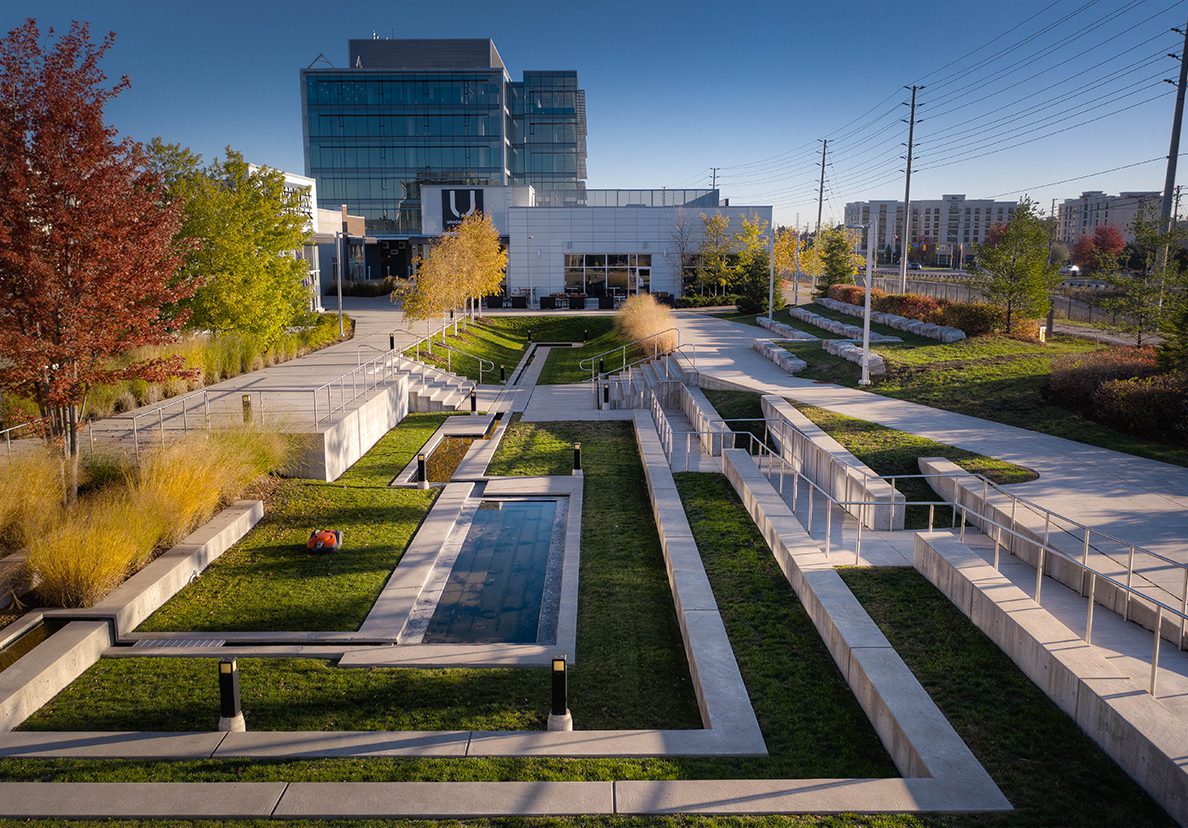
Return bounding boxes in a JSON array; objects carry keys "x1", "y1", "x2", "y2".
[{"x1": 423, "y1": 499, "x2": 561, "y2": 644}]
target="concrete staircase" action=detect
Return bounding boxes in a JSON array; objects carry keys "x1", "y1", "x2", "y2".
[
  {"x1": 393, "y1": 356, "x2": 474, "y2": 413},
  {"x1": 605, "y1": 353, "x2": 688, "y2": 409}
]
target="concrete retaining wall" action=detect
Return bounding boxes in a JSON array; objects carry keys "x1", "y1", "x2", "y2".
[
  {"x1": 787, "y1": 307, "x2": 900, "y2": 343},
  {"x1": 0, "y1": 621, "x2": 110, "y2": 732},
  {"x1": 756, "y1": 316, "x2": 818, "y2": 341},
  {"x1": 290, "y1": 376, "x2": 410, "y2": 481},
  {"x1": 719, "y1": 449, "x2": 1004, "y2": 805},
  {"x1": 752, "y1": 340, "x2": 808, "y2": 376},
  {"x1": 918, "y1": 457, "x2": 1186, "y2": 649},
  {"x1": 762, "y1": 396, "x2": 904, "y2": 530},
  {"x1": 915, "y1": 532, "x2": 1187, "y2": 825},
  {"x1": 817, "y1": 297, "x2": 966, "y2": 343},
  {"x1": 674, "y1": 383, "x2": 731, "y2": 456},
  {"x1": 820, "y1": 339, "x2": 886, "y2": 375}
]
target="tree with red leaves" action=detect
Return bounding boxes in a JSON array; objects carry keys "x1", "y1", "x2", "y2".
[
  {"x1": 1072, "y1": 225, "x2": 1126, "y2": 272},
  {"x1": 0, "y1": 20, "x2": 194, "y2": 496}
]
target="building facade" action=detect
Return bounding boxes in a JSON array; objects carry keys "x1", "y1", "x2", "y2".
[
  {"x1": 844, "y1": 195, "x2": 1018, "y2": 266},
  {"x1": 300, "y1": 38, "x2": 587, "y2": 278},
  {"x1": 1055, "y1": 191, "x2": 1161, "y2": 244},
  {"x1": 422, "y1": 185, "x2": 765, "y2": 301}
]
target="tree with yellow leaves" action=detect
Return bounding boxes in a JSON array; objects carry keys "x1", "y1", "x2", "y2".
[{"x1": 454, "y1": 212, "x2": 507, "y2": 320}]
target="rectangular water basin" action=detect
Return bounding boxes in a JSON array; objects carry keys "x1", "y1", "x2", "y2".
[{"x1": 422, "y1": 498, "x2": 563, "y2": 645}]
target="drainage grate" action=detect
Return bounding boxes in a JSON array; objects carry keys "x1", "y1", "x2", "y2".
[{"x1": 131, "y1": 638, "x2": 226, "y2": 649}]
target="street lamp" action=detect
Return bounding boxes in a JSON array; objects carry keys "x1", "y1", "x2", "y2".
[{"x1": 846, "y1": 215, "x2": 878, "y2": 387}]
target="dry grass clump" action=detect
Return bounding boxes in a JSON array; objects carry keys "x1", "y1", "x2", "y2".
[
  {"x1": 615, "y1": 294, "x2": 676, "y2": 353},
  {"x1": 0, "y1": 450, "x2": 63, "y2": 551},
  {"x1": 25, "y1": 425, "x2": 292, "y2": 607}
]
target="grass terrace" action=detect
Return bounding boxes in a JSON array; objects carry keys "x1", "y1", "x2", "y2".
[
  {"x1": 404, "y1": 316, "x2": 621, "y2": 385},
  {"x1": 702, "y1": 388, "x2": 1037, "y2": 529}
]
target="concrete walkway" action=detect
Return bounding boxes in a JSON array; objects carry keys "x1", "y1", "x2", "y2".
[{"x1": 670, "y1": 312, "x2": 1188, "y2": 570}]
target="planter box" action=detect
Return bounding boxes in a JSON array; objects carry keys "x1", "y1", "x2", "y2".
[
  {"x1": 540, "y1": 296, "x2": 558, "y2": 310},
  {"x1": 568, "y1": 295, "x2": 587, "y2": 310},
  {"x1": 486, "y1": 295, "x2": 504, "y2": 309},
  {"x1": 598, "y1": 296, "x2": 615, "y2": 310},
  {"x1": 510, "y1": 296, "x2": 528, "y2": 309}
]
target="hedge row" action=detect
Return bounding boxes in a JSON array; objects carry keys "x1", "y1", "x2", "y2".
[
  {"x1": 1048, "y1": 347, "x2": 1187, "y2": 440},
  {"x1": 825, "y1": 285, "x2": 1010, "y2": 337}
]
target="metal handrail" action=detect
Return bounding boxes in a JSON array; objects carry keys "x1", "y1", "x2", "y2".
[
  {"x1": 406, "y1": 341, "x2": 495, "y2": 384},
  {"x1": 312, "y1": 351, "x2": 400, "y2": 425},
  {"x1": 0, "y1": 421, "x2": 37, "y2": 459},
  {"x1": 591, "y1": 344, "x2": 698, "y2": 407},
  {"x1": 122, "y1": 391, "x2": 211, "y2": 461},
  {"x1": 656, "y1": 414, "x2": 1187, "y2": 694},
  {"x1": 579, "y1": 327, "x2": 682, "y2": 376}
]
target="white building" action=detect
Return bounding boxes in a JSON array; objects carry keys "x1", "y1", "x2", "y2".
[
  {"x1": 420, "y1": 186, "x2": 771, "y2": 305},
  {"x1": 1056, "y1": 191, "x2": 1161, "y2": 244},
  {"x1": 844, "y1": 195, "x2": 1018, "y2": 266}
]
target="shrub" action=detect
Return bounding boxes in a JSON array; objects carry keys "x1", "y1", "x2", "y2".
[
  {"x1": 616, "y1": 294, "x2": 676, "y2": 352},
  {"x1": 1092, "y1": 373, "x2": 1188, "y2": 439},
  {"x1": 1047, "y1": 346, "x2": 1159, "y2": 411},
  {"x1": 940, "y1": 302, "x2": 1006, "y2": 336},
  {"x1": 677, "y1": 293, "x2": 738, "y2": 308},
  {"x1": 0, "y1": 450, "x2": 62, "y2": 549},
  {"x1": 875, "y1": 293, "x2": 944, "y2": 323},
  {"x1": 826, "y1": 284, "x2": 874, "y2": 306}
]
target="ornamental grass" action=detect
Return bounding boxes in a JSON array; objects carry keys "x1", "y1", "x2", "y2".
[
  {"x1": 615, "y1": 294, "x2": 676, "y2": 353},
  {"x1": 25, "y1": 425, "x2": 291, "y2": 607}
]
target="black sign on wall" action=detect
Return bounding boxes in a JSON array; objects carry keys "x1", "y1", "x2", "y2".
[{"x1": 441, "y1": 189, "x2": 484, "y2": 229}]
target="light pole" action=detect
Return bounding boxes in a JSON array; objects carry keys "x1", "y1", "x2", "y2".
[
  {"x1": 767, "y1": 220, "x2": 776, "y2": 321},
  {"x1": 526, "y1": 234, "x2": 534, "y2": 309},
  {"x1": 847, "y1": 216, "x2": 877, "y2": 387}
]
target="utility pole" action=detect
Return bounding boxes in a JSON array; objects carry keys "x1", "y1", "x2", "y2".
[
  {"x1": 815, "y1": 139, "x2": 828, "y2": 236},
  {"x1": 1159, "y1": 19, "x2": 1188, "y2": 265},
  {"x1": 710, "y1": 167, "x2": 720, "y2": 190},
  {"x1": 899, "y1": 85, "x2": 922, "y2": 293}
]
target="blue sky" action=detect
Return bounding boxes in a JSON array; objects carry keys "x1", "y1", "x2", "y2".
[{"x1": 4, "y1": 0, "x2": 1185, "y2": 227}]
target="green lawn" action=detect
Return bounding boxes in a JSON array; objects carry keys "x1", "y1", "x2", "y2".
[
  {"x1": 716, "y1": 305, "x2": 846, "y2": 339},
  {"x1": 842, "y1": 568, "x2": 1173, "y2": 826},
  {"x1": 137, "y1": 414, "x2": 447, "y2": 632},
  {"x1": 764, "y1": 331, "x2": 1188, "y2": 468},
  {"x1": 701, "y1": 389, "x2": 1036, "y2": 529},
  {"x1": 537, "y1": 324, "x2": 628, "y2": 384},
  {"x1": 406, "y1": 316, "x2": 617, "y2": 384}
]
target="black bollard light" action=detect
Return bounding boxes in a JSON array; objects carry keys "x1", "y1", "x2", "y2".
[
  {"x1": 241, "y1": 394, "x2": 252, "y2": 424},
  {"x1": 583, "y1": 328, "x2": 588, "y2": 341},
  {"x1": 598, "y1": 357, "x2": 605, "y2": 375},
  {"x1": 218, "y1": 658, "x2": 245, "y2": 732},
  {"x1": 527, "y1": 329, "x2": 533, "y2": 343},
  {"x1": 470, "y1": 388, "x2": 477, "y2": 414},
  {"x1": 389, "y1": 333, "x2": 395, "y2": 351},
  {"x1": 416, "y1": 452, "x2": 428, "y2": 489},
  {"x1": 547, "y1": 655, "x2": 572, "y2": 731},
  {"x1": 603, "y1": 382, "x2": 610, "y2": 405},
  {"x1": 572, "y1": 442, "x2": 582, "y2": 472},
  {"x1": 499, "y1": 365, "x2": 506, "y2": 382}
]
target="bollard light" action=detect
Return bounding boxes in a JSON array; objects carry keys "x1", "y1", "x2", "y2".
[
  {"x1": 417, "y1": 452, "x2": 428, "y2": 488},
  {"x1": 603, "y1": 382, "x2": 610, "y2": 405},
  {"x1": 583, "y1": 328, "x2": 588, "y2": 341},
  {"x1": 389, "y1": 333, "x2": 395, "y2": 351},
  {"x1": 547, "y1": 655, "x2": 572, "y2": 731},
  {"x1": 598, "y1": 358, "x2": 605, "y2": 375},
  {"x1": 470, "y1": 388, "x2": 478, "y2": 414},
  {"x1": 573, "y1": 442, "x2": 582, "y2": 472},
  {"x1": 527, "y1": 329, "x2": 533, "y2": 343},
  {"x1": 218, "y1": 658, "x2": 245, "y2": 732},
  {"x1": 241, "y1": 394, "x2": 252, "y2": 424},
  {"x1": 500, "y1": 365, "x2": 506, "y2": 382}
]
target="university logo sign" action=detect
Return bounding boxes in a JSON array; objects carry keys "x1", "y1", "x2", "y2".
[{"x1": 441, "y1": 189, "x2": 484, "y2": 229}]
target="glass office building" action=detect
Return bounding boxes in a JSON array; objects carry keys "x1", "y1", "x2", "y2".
[{"x1": 301, "y1": 39, "x2": 587, "y2": 277}]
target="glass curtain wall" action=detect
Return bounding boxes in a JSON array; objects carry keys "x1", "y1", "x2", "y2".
[
  {"x1": 563, "y1": 254, "x2": 651, "y2": 296},
  {"x1": 509, "y1": 71, "x2": 587, "y2": 195},
  {"x1": 304, "y1": 71, "x2": 506, "y2": 233}
]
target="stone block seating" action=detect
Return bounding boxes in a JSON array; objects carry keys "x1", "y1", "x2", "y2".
[
  {"x1": 816, "y1": 297, "x2": 966, "y2": 343},
  {"x1": 752, "y1": 339, "x2": 807, "y2": 375},
  {"x1": 821, "y1": 339, "x2": 886, "y2": 375},
  {"x1": 755, "y1": 316, "x2": 818, "y2": 341},
  {"x1": 787, "y1": 307, "x2": 901, "y2": 343}
]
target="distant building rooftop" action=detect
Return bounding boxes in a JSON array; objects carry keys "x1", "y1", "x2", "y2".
[{"x1": 346, "y1": 38, "x2": 505, "y2": 70}]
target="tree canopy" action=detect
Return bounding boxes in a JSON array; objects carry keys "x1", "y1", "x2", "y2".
[
  {"x1": 149, "y1": 142, "x2": 312, "y2": 343},
  {"x1": 396, "y1": 212, "x2": 506, "y2": 323},
  {"x1": 0, "y1": 19, "x2": 191, "y2": 482},
  {"x1": 971, "y1": 198, "x2": 1056, "y2": 331}
]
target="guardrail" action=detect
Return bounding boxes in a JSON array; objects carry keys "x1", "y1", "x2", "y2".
[
  {"x1": 579, "y1": 327, "x2": 682, "y2": 379},
  {"x1": 312, "y1": 351, "x2": 401, "y2": 426},
  {"x1": 649, "y1": 404, "x2": 1188, "y2": 695},
  {"x1": 0, "y1": 421, "x2": 38, "y2": 459},
  {"x1": 592, "y1": 344, "x2": 698, "y2": 409}
]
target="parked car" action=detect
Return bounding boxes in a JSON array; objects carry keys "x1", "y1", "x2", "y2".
[{"x1": 907, "y1": 262, "x2": 923, "y2": 271}]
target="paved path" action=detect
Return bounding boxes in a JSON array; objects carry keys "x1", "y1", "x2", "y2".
[{"x1": 671, "y1": 312, "x2": 1188, "y2": 570}]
